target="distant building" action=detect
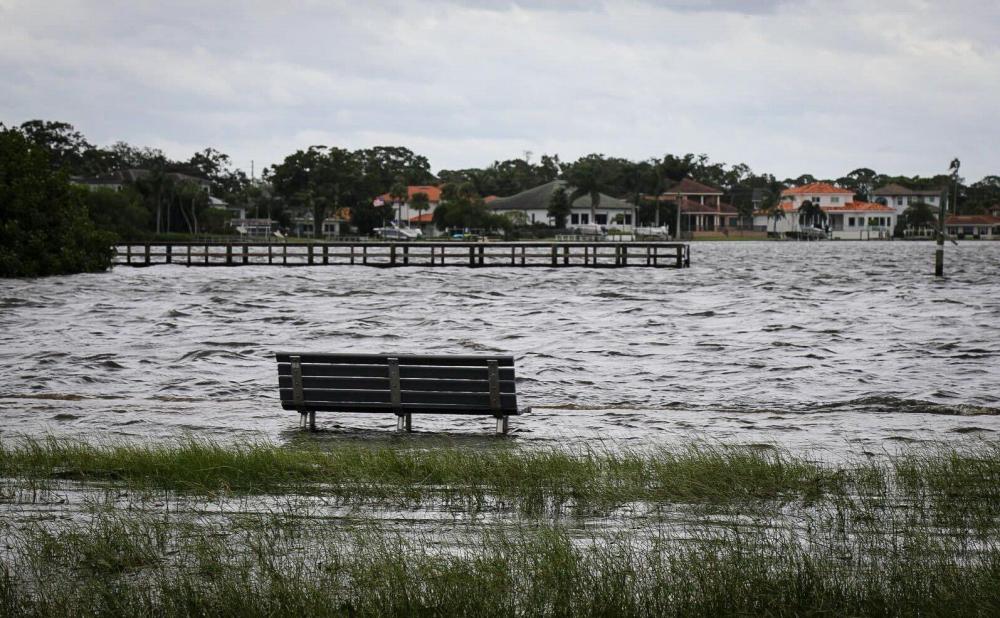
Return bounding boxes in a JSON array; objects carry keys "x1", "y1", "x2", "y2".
[
  {"x1": 872, "y1": 183, "x2": 945, "y2": 216},
  {"x1": 753, "y1": 182, "x2": 897, "y2": 239},
  {"x1": 376, "y1": 185, "x2": 443, "y2": 222},
  {"x1": 945, "y1": 215, "x2": 1000, "y2": 240},
  {"x1": 71, "y1": 169, "x2": 214, "y2": 193},
  {"x1": 488, "y1": 180, "x2": 635, "y2": 227},
  {"x1": 653, "y1": 178, "x2": 740, "y2": 234}
]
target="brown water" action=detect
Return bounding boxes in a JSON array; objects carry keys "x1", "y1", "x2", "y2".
[{"x1": 1, "y1": 241, "x2": 998, "y2": 456}]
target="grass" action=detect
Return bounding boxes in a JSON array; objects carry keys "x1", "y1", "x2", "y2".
[
  {"x1": 2, "y1": 508, "x2": 999, "y2": 617},
  {"x1": 0, "y1": 437, "x2": 842, "y2": 510},
  {"x1": 2, "y1": 438, "x2": 1000, "y2": 615}
]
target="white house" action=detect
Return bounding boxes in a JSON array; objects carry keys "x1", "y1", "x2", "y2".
[
  {"x1": 753, "y1": 182, "x2": 897, "y2": 239},
  {"x1": 488, "y1": 180, "x2": 635, "y2": 227},
  {"x1": 872, "y1": 183, "x2": 945, "y2": 216},
  {"x1": 945, "y1": 215, "x2": 1000, "y2": 240}
]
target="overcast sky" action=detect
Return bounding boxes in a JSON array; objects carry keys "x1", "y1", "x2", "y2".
[{"x1": 2, "y1": 0, "x2": 998, "y2": 181}]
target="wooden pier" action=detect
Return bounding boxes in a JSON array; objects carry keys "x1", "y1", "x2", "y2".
[{"x1": 113, "y1": 241, "x2": 690, "y2": 269}]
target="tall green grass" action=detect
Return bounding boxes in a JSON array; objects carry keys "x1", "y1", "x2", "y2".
[
  {"x1": 0, "y1": 437, "x2": 838, "y2": 511},
  {"x1": 2, "y1": 509, "x2": 998, "y2": 617}
]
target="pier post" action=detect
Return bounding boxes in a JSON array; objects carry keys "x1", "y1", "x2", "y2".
[
  {"x1": 268, "y1": 244, "x2": 273, "y2": 265},
  {"x1": 469, "y1": 246, "x2": 475, "y2": 267},
  {"x1": 551, "y1": 245, "x2": 557, "y2": 266},
  {"x1": 144, "y1": 244, "x2": 151, "y2": 266},
  {"x1": 403, "y1": 245, "x2": 409, "y2": 266},
  {"x1": 563, "y1": 245, "x2": 569, "y2": 265},
  {"x1": 282, "y1": 243, "x2": 287, "y2": 265},
  {"x1": 478, "y1": 245, "x2": 485, "y2": 266},
  {"x1": 390, "y1": 244, "x2": 397, "y2": 266},
  {"x1": 187, "y1": 244, "x2": 192, "y2": 266},
  {"x1": 204, "y1": 243, "x2": 209, "y2": 265},
  {"x1": 166, "y1": 245, "x2": 172, "y2": 264},
  {"x1": 308, "y1": 244, "x2": 314, "y2": 265},
  {"x1": 621, "y1": 244, "x2": 628, "y2": 266},
  {"x1": 323, "y1": 244, "x2": 328, "y2": 265},
  {"x1": 226, "y1": 244, "x2": 232, "y2": 266},
  {"x1": 126, "y1": 244, "x2": 132, "y2": 265}
]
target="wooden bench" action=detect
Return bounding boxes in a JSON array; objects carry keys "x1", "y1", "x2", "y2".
[{"x1": 275, "y1": 353, "x2": 528, "y2": 434}]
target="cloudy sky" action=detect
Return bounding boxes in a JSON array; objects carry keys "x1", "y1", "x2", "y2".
[{"x1": 2, "y1": 0, "x2": 998, "y2": 180}]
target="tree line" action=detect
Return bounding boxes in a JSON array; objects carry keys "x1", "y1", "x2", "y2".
[{"x1": 3, "y1": 118, "x2": 999, "y2": 276}]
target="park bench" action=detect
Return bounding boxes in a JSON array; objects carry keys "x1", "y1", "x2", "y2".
[{"x1": 275, "y1": 353, "x2": 528, "y2": 434}]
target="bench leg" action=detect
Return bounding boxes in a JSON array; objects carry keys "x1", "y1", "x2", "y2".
[
  {"x1": 496, "y1": 416, "x2": 509, "y2": 435},
  {"x1": 396, "y1": 413, "x2": 411, "y2": 432}
]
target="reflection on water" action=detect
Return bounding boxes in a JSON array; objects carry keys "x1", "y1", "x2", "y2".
[{"x1": 1, "y1": 241, "x2": 998, "y2": 456}]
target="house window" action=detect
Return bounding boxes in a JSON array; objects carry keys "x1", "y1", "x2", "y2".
[
  {"x1": 831, "y1": 197, "x2": 840, "y2": 203},
  {"x1": 580, "y1": 214, "x2": 589, "y2": 224},
  {"x1": 848, "y1": 217, "x2": 855, "y2": 226},
  {"x1": 571, "y1": 214, "x2": 579, "y2": 225},
  {"x1": 595, "y1": 214, "x2": 608, "y2": 225},
  {"x1": 896, "y1": 197, "x2": 903, "y2": 206},
  {"x1": 624, "y1": 214, "x2": 632, "y2": 225}
]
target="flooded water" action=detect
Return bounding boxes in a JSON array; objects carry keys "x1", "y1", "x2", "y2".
[{"x1": 1, "y1": 241, "x2": 998, "y2": 456}]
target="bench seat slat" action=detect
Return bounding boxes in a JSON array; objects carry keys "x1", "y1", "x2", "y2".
[
  {"x1": 277, "y1": 363, "x2": 516, "y2": 381},
  {"x1": 275, "y1": 353, "x2": 514, "y2": 367},
  {"x1": 278, "y1": 388, "x2": 517, "y2": 408},
  {"x1": 280, "y1": 401, "x2": 521, "y2": 415},
  {"x1": 277, "y1": 375, "x2": 516, "y2": 393}
]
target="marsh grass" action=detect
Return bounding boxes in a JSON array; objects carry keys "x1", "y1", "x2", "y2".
[
  {"x1": 2, "y1": 508, "x2": 999, "y2": 617},
  {"x1": 2, "y1": 438, "x2": 1000, "y2": 615},
  {"x1": 0, "y1": 437, "x2": 839, "y2": 512}
]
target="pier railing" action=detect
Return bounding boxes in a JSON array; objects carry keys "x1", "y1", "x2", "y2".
[{"x1": 113, "y1": 241, "x2": 690, "y2": 268}]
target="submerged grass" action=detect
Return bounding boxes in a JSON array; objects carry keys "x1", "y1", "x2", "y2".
[
  {"x1": 2, "y1": 508, "x2": 999, "y2": 617},
  {"x1": 0, "y1": 437, "x2": 837, "y2": 508},
  {"x1": 3, "y1": 437, "x2": 1000, "y2": 515},
  {"x1": 2, "y1": 438, "x2": 1000, "y2": 615}
]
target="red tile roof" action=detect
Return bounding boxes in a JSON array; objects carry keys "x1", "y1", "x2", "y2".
[
  {"x1": 378, "y1": 185, "x2": 442, "y2": 203},
  {"x1": 408, "y1": 213, "x2": 435, "y2": 223},
  {"x1": 782, "y1": 182, "x2": 853, "y2": 196},
  {"x1": 945, "y1": 215, "x2": 1000, "y2": 225},
  {"x1": 822, "y1": 201, "x2": 895, "y2": 213}
]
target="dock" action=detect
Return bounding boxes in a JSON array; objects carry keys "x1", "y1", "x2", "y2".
[{"x1": 113, "y1": 241, "x2": 690, "y2": 268}]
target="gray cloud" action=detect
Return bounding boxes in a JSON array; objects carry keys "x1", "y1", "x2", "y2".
[{"x1": 1, "y1": 0, "x2": 997, "y2": 180}]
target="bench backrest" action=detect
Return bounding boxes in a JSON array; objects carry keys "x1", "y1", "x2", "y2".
[{"x1": 275, "y1": 353, "x2": 517, "y2": 414}]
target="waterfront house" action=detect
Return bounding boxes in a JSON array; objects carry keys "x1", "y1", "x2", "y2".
[
  {"x1": 872, "y1": 183, "x2": 945, "y2": 216},
  {"x1": 376, "y1": 185, "x2": 443, "y2": 223},
  {"x1": 488, "y1": 180, "x2": 635, "y2": 227},
  {"x1": 753, "y1": 182, "x2": 897, "y2": 239},
  {"x1": 945, "y1": 215, "x2": 1000, "y2": 240}
]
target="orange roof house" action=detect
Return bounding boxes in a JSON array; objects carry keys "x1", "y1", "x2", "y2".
[
  {"x1": 377, "y1": 185, "x2": 442, "y2": 204},
  {"x1": 781, "y1": 182, "x2": 853, "y2": 196}
]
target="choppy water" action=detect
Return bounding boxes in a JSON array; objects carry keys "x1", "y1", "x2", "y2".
[{"x1": 1, "y1": 241, "x2": 998, "y2": 456}]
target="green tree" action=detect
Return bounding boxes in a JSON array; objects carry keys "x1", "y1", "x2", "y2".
[
  {"x1": 547, "y1": 186, "x2": 571, "y2": 228},
  {"x1": 797, "y1": 200, "x2": 825, "y2": 229},
  {"x1": 898, "y1": 201, "x2": 937, "y2": 235},
  {"x1": 410, "y1": 191, "x2": 431, "y2": 220},
  {"x1": 564, "y1": 154, "x2": 611, "y2": 225},
  {"x1": 0, "y1": 127, "x2": 114, "y2": 277},
  {"x1": 18, "y1": 120, "x2": 94, "y2": 173},
  {"x1": 81, "y1": 187, "x2": 150, "y2": 240}
]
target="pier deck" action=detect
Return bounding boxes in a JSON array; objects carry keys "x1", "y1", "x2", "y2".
[{"x1": 113, "y1": 241, "x2": 690, "y2": 268}]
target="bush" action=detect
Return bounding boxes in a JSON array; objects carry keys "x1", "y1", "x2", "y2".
[{"x1": 0, "y1": 128, "x2": 115, "y2": 277}]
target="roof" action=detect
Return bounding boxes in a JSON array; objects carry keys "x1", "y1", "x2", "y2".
[
  {"x1": 945, "y1": 215, "x2": 1000, "y2": 225},
  {"x1": 782, "y1": 182, "x2": 853, "y2": 196},
  {"x1": 408, "y1": 213, "x2": 434, "y2": 223},
  {"x1": 822, "y1": 201, "x2": 895, "y2": 213},
  {"x1": 378, "y1": 185, "x2": 442, "y2": 203},
  {"x1": 664, "y1": 178, "x2": 722, "y2": 195},
  {"x1": 488, "y1": 180, "x2": 633, "y2": 212},
  {"x1": 873, "y1": 183, "x2": 945, "y2": 197}
]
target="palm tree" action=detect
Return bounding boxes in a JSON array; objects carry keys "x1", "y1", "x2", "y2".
[
  {"x1": 564, "y1": 156, "x2": 607, "y2": 225},
  {"x1": 768, "y1": 205, "x2": 786, "y2": 235},
  {"x1": 797, "y1": 200, "x2": 825, "y2": 230}
]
